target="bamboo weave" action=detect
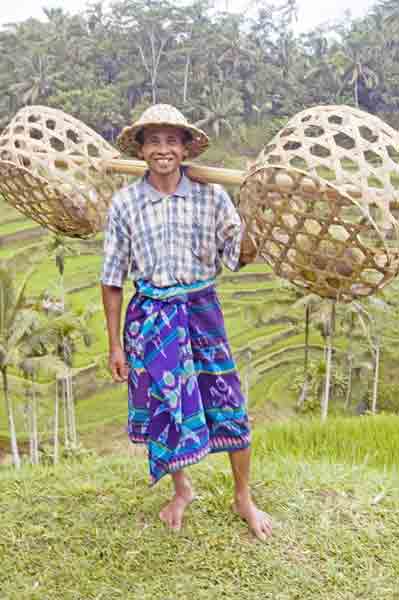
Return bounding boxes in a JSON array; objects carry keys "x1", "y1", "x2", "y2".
[
  {"x1": 240, "y1": 105, "x2": 399, "y2": 300},
  {"x1": 1, "y1": 104, "x2": 399, "y2": 300},
  {"x1": 0, "y1": 105, "x2": 126, "y2": 237}
]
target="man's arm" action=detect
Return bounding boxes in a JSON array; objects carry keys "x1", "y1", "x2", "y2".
[
  {"x1": 238, "y1": 228, "x2": 258, "y2": 266},
  {"x1": 215, "y1": 186, "x2": 258, "y2": 270},
  {"x1": 101, "y1": 284, "x2": 128, "y2": 383}
]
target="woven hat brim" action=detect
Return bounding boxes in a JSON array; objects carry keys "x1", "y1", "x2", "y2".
[{"x1": 117, "y1": 121, "x2": 209, "y2": 159}]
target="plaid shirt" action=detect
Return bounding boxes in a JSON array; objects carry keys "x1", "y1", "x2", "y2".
[{"x1": 101, "y1": 171, "x2": 243, "y2": 288}]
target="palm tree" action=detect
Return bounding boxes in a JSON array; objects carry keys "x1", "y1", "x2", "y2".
[
  {"x1": 46, "y1": 235, "x2": 80, "y2": 311},
  {"x1": 193, "y1": 76, "x2": 244, "y2": 137},
  {"x1": 334, "y1": 39, "x2": 379, "y2": 108},
  {"x1": 293, "y1": 293, "x2": 337, "y2": 419},
  {"x1": 49, "y1": 308, "x2": 94, "y2": 452},
  {"x1": 19, "y1": 353, "x2": 65, "y2": 465},
  {"x1": 380, "y1": 0, "x2": 399, "y2": 27},
  {"x1": 0, "y1": 264, "x2": 40, "y2": 468}
]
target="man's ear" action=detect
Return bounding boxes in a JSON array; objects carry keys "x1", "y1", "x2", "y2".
[{"x1": 137, "y1": 148, "x2": 144, "y2": 160}]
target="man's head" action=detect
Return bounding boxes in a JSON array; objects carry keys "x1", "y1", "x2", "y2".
[
  {"x1": 117, "y1": 104, "x2": 209, "y2": 160},
  {"x1": 137, "y1": 125, "x2": 190, "y2": 177}
]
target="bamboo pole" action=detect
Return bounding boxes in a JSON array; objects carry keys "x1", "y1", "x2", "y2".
[{"x1": 52, "y1": 154, "x2": 368, "y2": 200}]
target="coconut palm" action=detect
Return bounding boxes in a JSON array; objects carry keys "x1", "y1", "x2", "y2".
[
  {"x1": 293, "y1": 293, "x2": 337, "y2": 420},
  {"x1": 19, "y1": 353, "x2": 66, "y2": 465},
  {"x1": 49, "y1": 307, "x2": 94, "y2": 453},
  {"x1": 0, "y1": 264, "x2": 41, "y2": 468},
  {"x1": 193, "y1": 77, "x2": 244, "y2": 137},
  {"x1": 334, "y1": 39, "x2": 380, "y2": 108},
  {"x1": 380, "y1": 0, "x2": 399, "y2": 27}
]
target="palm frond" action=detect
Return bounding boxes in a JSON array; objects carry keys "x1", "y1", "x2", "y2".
[
  {"x1": 0, "y1": 266, "x2": 16, "y2": 337},
  {"x1": 19, "y1": 354, "x2": 67, "y2": 379},
  {"x1": 5, "y1": 310, "x2": 40, "y2": 359},
  {"x1": 8, "y1": 265, "x2": 37, "y2": 329}
]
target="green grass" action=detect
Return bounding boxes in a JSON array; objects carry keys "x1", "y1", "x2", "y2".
[
  {"x1": 250, "y1": 363, "x2": 300, "y2": 410},
  {"x1": 0, "y1": 219, "x2": 39, "y2": 237},
  {"x1": 25, "y1": 254, "x2": 103, "y2": 296},
  {"x1": 75, "y1": 385, "x2": 127, "y2": 430},
  {"x1": 1, "y1": 419, "x2": 399, "y2": 599},
  {"x1": 0, "y1": 196, "x2": 22, "y2": 221},
  {"x1": 255, "y1": 415, "x2": 399, "y2": 470},
  {"x1": 0, "y1": 384, "x2": 127, "y2": 440}
]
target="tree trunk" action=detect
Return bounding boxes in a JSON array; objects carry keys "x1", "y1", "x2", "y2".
[
  {"x1": 60, "y1": 271, "x2": 65, "y2": 312},
  {"x1": 32, "y1": 378, "x2": 39, "y2": 465},
  {"x1": 54, "y1": 378, "x2": 59, "y2": 464},
  {"x1": 62, "y1": 376, "x2": 69, "y2": 448},
  {"x1": 1, "y1": 367, "x2": 21, "y2": 468},
  {"x1": 28, "y1": 397, "x2": 34, "y2": 465},
  {"x1": 183, "y1": 54, "x2": 190, "y2": 104},
  {"x1": 297, "y1": 304, "x2": 310, "y2": 409},
  {"x1": 371, "y1": 343, "x2": 380, "y2": 414},
  {"x1": 354, "y1": 79, "x2": 359, "y2": 108},
  {"x1": 67, "y1": 374, "x2": 78, "y2": 448},
  {"x1": 321, "y1": 302, "x2": 335, "y2": 422},
  {"x1": 344, "y1": 312, "x2": 355, "y2": 411}
]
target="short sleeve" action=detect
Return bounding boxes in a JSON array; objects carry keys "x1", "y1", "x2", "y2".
[
  {"x1": 215, "y1": 186, "x2": 243, "y2": 272},
  {"x1": 100, "y1": 193, "x2": 131, "y2": 287}
]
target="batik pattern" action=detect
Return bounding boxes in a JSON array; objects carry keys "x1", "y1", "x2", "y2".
[{"x1": 123, "y1": 282, "x2": 250, "y2": 484}]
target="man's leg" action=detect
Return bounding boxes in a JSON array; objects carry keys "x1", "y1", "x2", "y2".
[
  {"x1": 159, "y1": 469, "x2": 195, "y2": 531},
  {"x1": 229, "y1": 447, "x2": 272, "y2": 540}
]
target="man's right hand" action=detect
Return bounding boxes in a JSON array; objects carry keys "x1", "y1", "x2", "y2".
[{"x1": 109, "y1": 346, "x2": 129, "y2": 383}]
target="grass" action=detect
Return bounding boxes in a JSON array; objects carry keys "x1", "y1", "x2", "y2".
[
  {"x1": 255, "y1": 415, "x2": 399, "y2": 470},
  {"x1": 25, "y1": 254, "x2": 102, "y2": 297},
  {"x1": 1, "y1": 419, "x2": 399, "y2": 599},
  {"x1": 1, "y1": 203, "x2": 399, "y2": 597},
  {"x1": 0, "y1": 385, "x2": 126, "y2": 441},
  {"x1": 250, "y1": 363, "x2": 299, "y2": 410},
  {"x1": 0, "y1": 219, "x2": 39, "y2": 237},
  {"x1": 0, "y1": 196, "x2": 21, "y2": 221}
]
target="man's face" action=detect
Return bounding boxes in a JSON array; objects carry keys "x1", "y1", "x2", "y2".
[{"x1": 138, "y1": 126, "x2": 188, "y2": 177}]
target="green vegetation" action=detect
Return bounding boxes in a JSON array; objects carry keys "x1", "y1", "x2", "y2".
[
  {"x1": 0, "y1": 219, "x2": 39, "y2": 237},
  {"x1": 1, "y1": 0, "x2": 399, "y2": 144},
  {"x1": 1, "y1": 419, "x2": 399, "y2": 600},
  {"x1": 2, "y1": 2, "x2": 399, "y2": 596},
  {"x1": 256, "y1": 415, "x2": 399, "y2": 470}
]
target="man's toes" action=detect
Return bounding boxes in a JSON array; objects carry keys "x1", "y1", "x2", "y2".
[
  {"x1": 257, "y1": 529, "x2": 267, "y2": 541},
  {"x1": 159, "y1": 508, "x2": 172, "y2": 526},
  {"x1": 261, "y1": 519, "x2": 272, "y2": 536},
  {"x1": 171, "y1": 517, "x2": 181, "y2": 531}
]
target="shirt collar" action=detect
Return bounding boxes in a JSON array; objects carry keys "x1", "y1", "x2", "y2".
[{"x1": 142, "y1": 168, "x2": 191, "y2": 203}]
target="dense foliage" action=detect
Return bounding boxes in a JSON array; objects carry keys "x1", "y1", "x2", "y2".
[{"x1": 1, "y1": 0, "x2": 399, "y2": 142}]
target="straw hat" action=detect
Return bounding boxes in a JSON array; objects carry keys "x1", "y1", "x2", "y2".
[{"x1": 117, "y1": 104, "x2": 209, "y2": 159}]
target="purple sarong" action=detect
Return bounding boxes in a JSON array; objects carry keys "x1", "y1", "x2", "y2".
[{"x1": 123, "y1": 282, "x2": 250, "y2": 485}]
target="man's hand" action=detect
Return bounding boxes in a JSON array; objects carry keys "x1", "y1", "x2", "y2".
[
  {"x1": 109, "y1": 346, "x2": 129, "y2": 383},
  {"x1": 239, "y1": 230, "x2": 258, "y2": 266}
]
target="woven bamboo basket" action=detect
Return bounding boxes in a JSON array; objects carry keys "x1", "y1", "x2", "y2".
[
  {"x1": 0, "y1": 105, "x2": 126, "y2": 237},
  {"x1": 239, "y1": 105, "x2": 399, "y2": 301}
]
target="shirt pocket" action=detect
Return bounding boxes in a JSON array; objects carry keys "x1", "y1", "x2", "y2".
[{"x1": 191, "y1": 223, "x2": 216, "y2": 267}]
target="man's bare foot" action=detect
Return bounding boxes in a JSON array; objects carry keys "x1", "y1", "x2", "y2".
[
  {"x1": 233, "y1": 496, "x2": 273, "y2": 541},
  {"x1": 159, "y1": 479, "x2": 195, "y2": 531}
]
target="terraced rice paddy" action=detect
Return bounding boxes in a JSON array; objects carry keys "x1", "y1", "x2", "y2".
[{"x1": 1, "y1": 193, "x2": 399, "y2": 442}]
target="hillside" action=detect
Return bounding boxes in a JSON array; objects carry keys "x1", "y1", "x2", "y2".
[
  {"x1": 2, "y1": 188, "x2": 399, "y2": 453},
  {"x1": 1, "y1": 418, "x2": 399, "y2": 600},
  {"x1": 2, "y1": 192, "x2": 399, "y2": 599}
]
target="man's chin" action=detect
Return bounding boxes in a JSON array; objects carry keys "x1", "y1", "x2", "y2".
[{"x1": 151, "y1": 164, "x2": 179, "y2": 176}]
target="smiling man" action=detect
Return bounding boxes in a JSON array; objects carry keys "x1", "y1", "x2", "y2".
[{"x1": 100, "y1": 104, "x2": 272, "y2": 540}]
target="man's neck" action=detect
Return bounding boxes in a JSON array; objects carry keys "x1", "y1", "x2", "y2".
[{"x1": 147, "y1": 170, "x2": 181, "y2": 195}]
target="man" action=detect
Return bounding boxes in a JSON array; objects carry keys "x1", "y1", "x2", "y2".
[{"x1": 101, "y1": 104, "x2": 272, "y2": 540}]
